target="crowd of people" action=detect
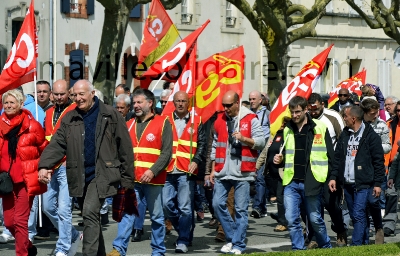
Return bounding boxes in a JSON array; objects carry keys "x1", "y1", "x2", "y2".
[{"x1": 0, "y1": 80, "x2": 399, "y2": 256}]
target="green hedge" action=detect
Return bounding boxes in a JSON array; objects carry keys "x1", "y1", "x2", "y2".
[{"x1": 250, "y1": 243, "x2": 400, "y2": 256}]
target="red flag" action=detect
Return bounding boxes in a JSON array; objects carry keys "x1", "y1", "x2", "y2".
[
  {"x1": 162, "y1": 42, "x2": 197, "y2": 116},
  {"x1": 0, "y1": 0, "x2": 37, "y2": 95},
  {"x1": 328, "y1": 69, "x2": 366, "y2": 108},
  {"x1": 193, "y1": 46, "x2": 244, "y2": 123},
  {"x1": 270, "y1": 45, "x2": 333, "y2": 135},
  {"x1": 138, "y1": 0, "x2": 179, "y2": 72},
  {"x1": 140, "y1": 19, "x2": 210, "y2": 85}
]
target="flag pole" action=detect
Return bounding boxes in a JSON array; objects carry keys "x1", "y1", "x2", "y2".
[
  {"x1": 150, "y1": 72, "x2": 166, "y2": 92},
  {"x1": 34, "y1": 69, "x2": 42, "y2": 227},
  {"x1": 235, "y1": 98, "x2": 242, "y2": 143}
]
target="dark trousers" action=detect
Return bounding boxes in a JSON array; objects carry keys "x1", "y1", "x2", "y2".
[
  {"x1": 276, "y1": 178, "x2": 287, "y2": 226},
  {"x1": 323, "y1": 182, "x2": 347, "y2": 234},
  {"x1": 77, "y1": 179, "x2": 105, "y2": 256}
]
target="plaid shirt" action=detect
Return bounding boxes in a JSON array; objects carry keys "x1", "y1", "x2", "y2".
[{"x1": 112, "y1": 188, "x2": 139, "y2": 222}]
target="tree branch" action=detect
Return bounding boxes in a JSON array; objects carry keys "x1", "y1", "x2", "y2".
[
  {"x1": 287, "y1": 10, "x2": 324, "y2": 45},
  {"x1": 287, "y1": 4, "x2": 309, "y2": 16},
  {"x1": 287, "y1": 0, "x2": 331, "y2": 26},
  {"x1": 393, "y1": 0, "x2": 400, "y2": 21},
  {"x1": 345, "y1": 0, "x2": 383, "y2": 28}
]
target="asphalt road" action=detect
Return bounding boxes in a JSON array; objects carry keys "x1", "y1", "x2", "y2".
[{"x1": 1, "y1": 203, "x2": 400, "y2": 255}]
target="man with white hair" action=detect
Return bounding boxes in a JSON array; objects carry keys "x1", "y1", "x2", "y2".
[
  {"x1": 156, "y1": 89, "x2": 172, "y2": 114},
  {"x1": 115, "y1": 94, "x2": 134, "y2": 121},
  {"x1": 38, "y1": 79, "x2": 134, "y2": 255}
]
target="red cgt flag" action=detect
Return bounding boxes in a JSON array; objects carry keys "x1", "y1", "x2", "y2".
[
  {"x1": 138, "y1": 0, "x2": 179, "y2": 73},
  {"x1": 162, "y1": 42, "x2": 197, "y2": 116},
  {"x1": 0, "y1": 0, "x2": 37, "y2": 95},
  {"x1": 140, "y1": 19, "x2": 210, "y2": 88},
  {"x1": 270, "y1": 45, "x2": 333, "y2": 135},
  {"x1": 327, "y1": 68, "x2": 366, "y2": 108},
  {"x1": 193, "y1": 46, "x2": 244, "y2": 123}
]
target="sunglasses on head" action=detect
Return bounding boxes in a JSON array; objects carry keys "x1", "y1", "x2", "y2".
[
  {"x1": 222, "y1": 103, "x2": 234, "y2": 108},
  {"x1": 338, "y1": 94, "x2": 349, "y2": 97}
]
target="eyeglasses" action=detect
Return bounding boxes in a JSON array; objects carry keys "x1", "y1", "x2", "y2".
[
  {"x1": 174, "y1": 100, "x2": 188, "y2": 103},
  {"x1": 338, "y1": 94, "x2": 349, "y2": 97},
  {"x1": 222, "y1": 103, "x2": 234, "y2": 108},
  {"x1": 160, "y1": 100, "x2": 168, "y2": 104},
  {"x1": 385, "y1": 103, "x2": 395, "y2": 107}
]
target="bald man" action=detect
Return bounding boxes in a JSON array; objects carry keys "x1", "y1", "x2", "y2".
[
  {"x1": 208, "y1": 90, "x2": 265, "y2": 254},
  {"x1": 330, "y1": 88, "x2": 355, "y2": 112},
  {"x1": 163, "y1": 91, "x2": 206, "y2": 253},
  {"x1": 40, "y1": 79, "x2": 81, "y2": 256},
  {"x1": 39, "y1": 80, "x2": 134, "y2": 255}
]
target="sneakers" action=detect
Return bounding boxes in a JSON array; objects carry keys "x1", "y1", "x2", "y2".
[
  {"x1": 67, "y1": 231, "x2": 83, "y2": 256},
  {"x1": 208, "y1": 218, "x2": 218, "y2": 227},
  {"x1": 175, "y1": 243, "x2": 189, "y2": 253},
  {"x1": 131, "y1": 229, "x2": 143, "y2": 242},
  {"x1": 251, "y1": 208, "x2": 261, "y2": 218},
  {"x1": 336, "y1": 231, "x2": 347, "y2": 247},
  {"x1": 0, "y1": 233, "x2": 15, "y2": 244},
  {"x1": 229, "y1": 249, "x2": 242, "y2": 254},
  {"x1": 28, "y1": 245, "x2": 37, "y2": 256},
  {"x1": 106, "y1": 248, "x2": 121, "y2": 256},
  {"x1": 274, "y1": 224, "x2": 287, "y2": 232},
  {"x1": 55, "y1": 252, "x2": 67, "y2": 256},
  {"x1": 220, "y1": 243, "x2": 233, "y2": 253},
  {"x1": 375, "y1": 228, "x2": 384, "y2": 244}
]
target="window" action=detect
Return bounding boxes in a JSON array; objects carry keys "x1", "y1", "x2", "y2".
[
  {"x1": 61, "y1": 0, "x2": 94, "y2": 17},
  {"x1": 69, "y1": 50, "x2": 85, "y2": 87},
  {"x1": 0, "y1": 45, "x2": 7, "y2": 74},
  {"x1": 349, "y1": 59, "x2": 362, "y2": 77},
  {"x1": 12, "y1": 19, "x2": 23, "y2": 47},
  {"x1": 378, "y1": 59, "x2": 391, "y2": 97},
  {"x1": 181, "y1": 0, "x2": 192, "y2": 24},
  {"x1": 226, "y1": 2, "x2": 236, "y2": 27},
  {"x1": 326, "y1": 1, "x2": 333, "y2": 13}
]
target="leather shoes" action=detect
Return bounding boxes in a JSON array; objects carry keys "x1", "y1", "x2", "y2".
[
  {"x1": 131, "y1": 229, "x2": 143, "y2": 242},
  {"x1": 208, "y1": 218, "x2": 218, "y2": 227}
]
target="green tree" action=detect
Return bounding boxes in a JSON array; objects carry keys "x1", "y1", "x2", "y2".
[
  {"x1": 345, "y1": 0, "x2": 400, "y2": 44},
  {"x1": 94, "y1": 0, "x2": 181, "y2": 100},
  {"x1": 227, "y1": 0, "x2": 331, "y2": 102}
]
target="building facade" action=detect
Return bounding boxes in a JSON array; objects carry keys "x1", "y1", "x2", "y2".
[{"x1": 0, "y1": 0, "x2": 398, "y2": 100}]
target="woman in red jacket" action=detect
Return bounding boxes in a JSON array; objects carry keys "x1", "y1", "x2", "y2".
[{"x1": 0, "y1": 89, "x2": 47, "y2": 256}]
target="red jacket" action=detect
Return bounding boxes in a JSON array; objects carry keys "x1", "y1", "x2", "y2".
[{"x1": 0, "y1": 109, "x2": 48, "y2": 196}]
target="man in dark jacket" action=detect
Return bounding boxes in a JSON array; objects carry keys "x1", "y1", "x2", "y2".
[
  {"x1": 330, "y1": 88, "x2": 355, "y2": 113},
  {"x1": 329, "y1": 105, "x2": 385, "y2": 246},
  {"x1": 38, "y1": 79, "x2": 134, "y2": 256}
]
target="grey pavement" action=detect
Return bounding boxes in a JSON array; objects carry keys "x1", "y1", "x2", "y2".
[{"x1": 1, "y1": 203, "x2": 400, "y2": 255}]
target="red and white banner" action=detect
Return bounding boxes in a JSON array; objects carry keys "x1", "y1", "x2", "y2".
[
  {"x1": 0, "y1": 0, "x2": 37, "y2": 95},
  {"x1": 270, "y1": 45, "x2": 333, "y2": 135},
  {"x1": 327, "y1": 68, "x2": 366, "y2": 108}
]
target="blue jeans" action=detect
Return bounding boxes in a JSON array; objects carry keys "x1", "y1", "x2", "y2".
[
  {"x1": 213, "y1": 179, "x2": 250, "y2": 252},
  {"x1": 163, "y1": 174, "x2": 194, "y2": 246},
  {"x1": 134, "y1": 193, "x2": 147, "y2": 230},
  {"x1": 344, "y1": 184, "x2": 371, "y2": 245},
  {"x1": 28, "y1": 196, "x2": 38, "y2": 241},
  {"x1": 113, "y1": 183, "x2": 165, "y2": 256},
  {"x1": 252, "y1": 166, "x2": 267, "y2": 213},
  {"x1": 284, "y1": 180, "x2": 331, "y2": 250},
  {"x1": 43, "y1": 165, "x2": 79, "y2": 254}
]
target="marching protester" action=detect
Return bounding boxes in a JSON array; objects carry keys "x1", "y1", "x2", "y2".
[
  {"x1": 38, "y1": 79, "x2": 135, "y2": 256},
  {"x1": 0, "y1": 89, "x2": 47, "y2": 256},
  {"x1": 384, "y1": 98, "x2": 400, "y2": 236},
  {"x1": 330, "y1": 88, "x2": 354, "y2": 113},
  {"x1": 163, "y1": 91, "x2": 206, "y2": 253},
  {"x1": 360, "y1": 98, "x2": 391, "y2": 244},
  {"x1": 274, "y1": 96, "x2": 333, "y2": 250},
  {"x1": 209, "y1": 90, "x2": 265, "y2": 254},
  {"x1": 108, "y1": 88, "x2": 172, "y2": 256},
  {"x1": 114, "y1": 94, "x2": 134, "y2": 121},
  {"x1": 249, "y1": 90, "x2": 270, "y2": 219},
  {"x1": 41, "y1": 79, "x2": 82, "y2": 256},
  {"x1": 36, "y1": 81, "x2": 53, "y2": 111},
  {"x1": 329, "y1": 105, "x2": 385, "y2": 246}
]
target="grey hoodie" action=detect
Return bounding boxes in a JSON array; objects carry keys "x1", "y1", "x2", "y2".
[{"x1": 211, "y1": 106, "x2": 265, "y2": 181}]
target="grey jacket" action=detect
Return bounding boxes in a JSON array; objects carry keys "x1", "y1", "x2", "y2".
[{"x1": 39, "y1": 101, "x2": 134, "y2": 198}]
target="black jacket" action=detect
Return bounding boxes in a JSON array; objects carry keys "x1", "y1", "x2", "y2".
[
  {"x1": 329, "y1": 121, "x2": 385, "y2": 190},
  {"x1": 284, "y1": 114, "x2": 334, "y2": 196},
  {"x1": 330, "y1": 99, "x2": 354, "y2": 113}
]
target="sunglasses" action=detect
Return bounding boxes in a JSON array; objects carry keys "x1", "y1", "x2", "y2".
[
  {"x1": 160, "y1": 100, "x2": 168, "y2": 104},
  {"x1": 396, "y1": 109, "x2": 400, "y2": 112},
  {"x1": 338, "y1": 94, "x2": 349, "y2": 97},
  {"x1": 222, "y1": 103, "x2": 234, "y2": 108}
]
